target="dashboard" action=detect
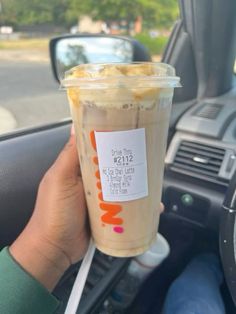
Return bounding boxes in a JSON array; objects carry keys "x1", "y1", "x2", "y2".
[{"x1": 163, "y1": 87, "x2": 236, "y2": 230}]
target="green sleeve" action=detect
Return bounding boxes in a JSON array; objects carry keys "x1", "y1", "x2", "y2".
[{"x1": 0, "y1": 247, "x2": 60, "y2": 314}]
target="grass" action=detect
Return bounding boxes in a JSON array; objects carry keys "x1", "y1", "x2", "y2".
[
  {"x1": 133, "y1": 33, "x2": 168, "y2": 55},
  {"x1": 0, "y1": 38, "x2": 49, "y2": 51}
]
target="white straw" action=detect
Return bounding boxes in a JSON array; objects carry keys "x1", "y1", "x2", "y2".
[{"x1": 64, "y1": 239, "x2": 96, "y2": 314}]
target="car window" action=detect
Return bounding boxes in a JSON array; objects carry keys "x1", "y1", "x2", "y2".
[{"x1": 0, "y1": 0, "x2": 179, "y2": 136}]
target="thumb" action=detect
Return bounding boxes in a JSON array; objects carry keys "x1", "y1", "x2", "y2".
[
  {"x1": 160, "y1": 202, "x2": 165, "y2": 213},
  {"x1": 52, "y1": 134, "x2": 81, "y2": 181}
]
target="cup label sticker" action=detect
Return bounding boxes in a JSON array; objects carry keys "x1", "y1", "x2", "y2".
[{"x1": 95, "y1": 128, "x2": 148, "y2": 202}]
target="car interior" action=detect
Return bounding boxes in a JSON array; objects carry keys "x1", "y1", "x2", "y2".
[{"x1": 0, "y1": 0, "x2": 236, "y2": 313}]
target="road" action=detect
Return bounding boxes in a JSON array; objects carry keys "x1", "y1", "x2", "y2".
[{"x1": 0, "y1": 61, "x2": 69, "y2": 134}]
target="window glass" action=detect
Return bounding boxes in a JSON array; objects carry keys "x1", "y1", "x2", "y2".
[{"x1": 0, "y1": 0, "x2": 179, "y2": 136}]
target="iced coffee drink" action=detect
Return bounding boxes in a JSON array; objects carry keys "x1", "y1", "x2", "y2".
[{"x1": 63, "y1": 63, "x2": 179, "y2": 257}]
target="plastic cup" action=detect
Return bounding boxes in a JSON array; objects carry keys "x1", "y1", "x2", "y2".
[{"x1": 62, "y1": 62, "x2": 180, "y2": 257}]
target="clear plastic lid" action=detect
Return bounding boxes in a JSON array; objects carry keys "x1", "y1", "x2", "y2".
[{"x1": 61, "y1": 62, "x2": 181, "y2": 89}]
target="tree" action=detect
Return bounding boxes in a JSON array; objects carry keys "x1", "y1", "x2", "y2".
[
  {"x1": 65, "y1": 0, "x2": 179, "y2": 30},
  {"x1": 1, "y1": 0, "x2": 179, "y2": 30},
  {"x1": 1, "y1": 0, "x2": 68, "y2": 27}
]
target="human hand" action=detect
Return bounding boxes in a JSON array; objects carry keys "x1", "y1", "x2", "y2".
[
  {"x1": 10, "y1": 131, "x2": 90, "y2": 291},
  {"x1": 10, "y1": 128, "x2": 165, "y2": 291},
  {"x1": 160, "y1": 202, "x2": 164, "y2": 214}
]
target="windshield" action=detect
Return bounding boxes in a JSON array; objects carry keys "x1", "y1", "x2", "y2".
[{"x1": 0, "y1": 0, "x2": 179, "y2": 136}]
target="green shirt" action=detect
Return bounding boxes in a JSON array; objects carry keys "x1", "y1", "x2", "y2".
[{"x1": 0, "y1": 247, "x2": 59, "y2": 314}]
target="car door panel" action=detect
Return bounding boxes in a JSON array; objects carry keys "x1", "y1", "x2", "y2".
[{"x1": 0, "y1": 122, "x2": 70, "y2": 249}]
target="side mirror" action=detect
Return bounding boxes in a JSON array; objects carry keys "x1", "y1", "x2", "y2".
[{"x1": 49, "y1": 34, "x2": 151, "y2": 82}]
